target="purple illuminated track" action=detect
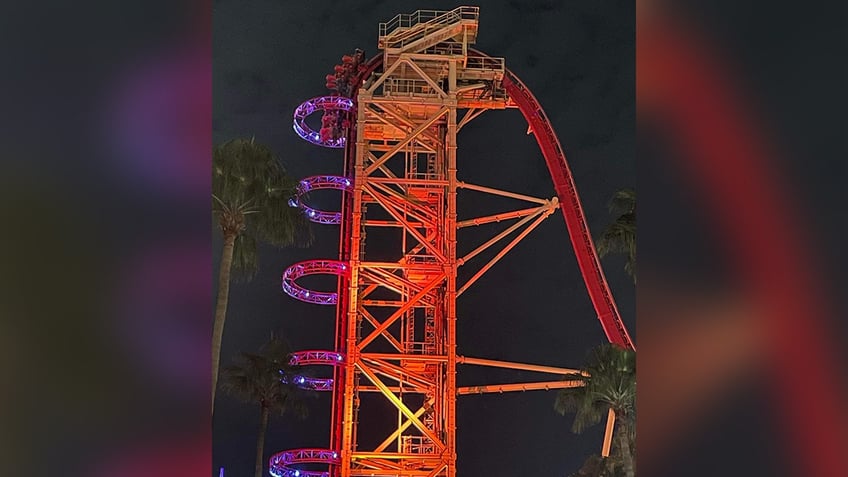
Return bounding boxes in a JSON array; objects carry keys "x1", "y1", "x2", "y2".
[
  {"x1": 269, "y1": 448, "x2": 340, "y2": 477},
  {"x1": 282, "y1": 373, "x2": 334, "y2": 392},
  {"x1": 285, "y1": 350, "x2": 344, "y2": 392},
  {"x1": 281, "y1": 260, "x2": 348, "y2": 305},
  {"x1": 289, "y1": 350, "x2": 345, "y2": 366},
  {"x1": 279, "y1": 55, "x2": 366, "y2": 477},
  {"x1": 293, "y1": 96, "x2": 353, "y2": 148},
  {"x1": 288, "y1": 176, "x2": 353, "y2": 225}
]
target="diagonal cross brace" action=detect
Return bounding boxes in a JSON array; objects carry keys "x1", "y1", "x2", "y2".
[
  {"x1": 359, "y1": 272, "x2": 446, "y2": 349},
  {"x1": 356, "y1": 363, "x2": 446, "y2": 451},
  {"x1": 365, "y1": 106, "x2": 449, "y2": 176}
]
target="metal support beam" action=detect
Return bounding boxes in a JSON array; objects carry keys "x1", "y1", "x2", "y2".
[
  {"x1": 402, "y1": 58, "x2": 448, "y2": 98},
  {"x1": 457, "y1": 207, "x2": 556, "y2": 296},
  {"x1": 458, "y1": 181, "x2": 550, "y2": 204},
  {"x1": 602, "y1": 409, "x2": 616, "y2": 457},
  {"x1": 457, "y1": 106, "x2": 486, "y2": 131},
  {"x1": 364, "y1": 184, "x2": 446, "y2": 261},
  {"x1": 359, "y1": 273, "x2": 445, "y2": 349},
  {"x1": 356, "y1": 363, "x2": 446, "y2": 450},
  {"x1": 458, "y1": 205, "x2": 549, "y2": 265},
  {"x1": 457, "y1": 205, "x2": 548, "y2": 228},
  {"x1": 373, "y1": 405, "x2": 430, "y2": 453},
  {"x1": 364, "y1": 107, "x2": 449, "y2": 175},
  {"x1": 457, "y1": 356, "x2": 584, "y2": 375},
  {"x1": 366, "y1": 102, "x2": 443, "y2": 147},
  {"x1": 457, "y1": 380, "x2": 584, "y2": 395}
]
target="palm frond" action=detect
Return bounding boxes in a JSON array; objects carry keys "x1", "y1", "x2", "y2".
[
  {"x1": 607, "y1": 188, "x2": 636, "y2": 215},
  {"x1": 555, "y1": 388, "x2": 583, "y2": 415},
  {"x1": 213, "y1": 138, "x2": 313, "y2": 283},
  {"x1": 555, "y1": 344, "x2": 636, "y2": 436},
  {"x1": 220, "y1": 334, "x2": 310, "y2": 419},
  {"x1": 595, "y1": 218, "x2": 636, "y2": 257},
  {"x1": 596, "y1": 188, "x2": 636, "y2": 283}
]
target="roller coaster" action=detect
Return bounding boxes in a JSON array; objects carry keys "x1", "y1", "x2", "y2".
[{"x1": 276, "y1": 6, "x2": 633, "y2": 477}]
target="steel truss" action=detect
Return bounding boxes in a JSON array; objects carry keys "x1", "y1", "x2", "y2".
[{"x1": 275, "y1": 7, "x2": 634, "y2": 477}]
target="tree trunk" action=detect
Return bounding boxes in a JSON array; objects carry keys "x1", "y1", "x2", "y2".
[
  {"x1": 615, "y1": 418, "x2": 635, "y2": 477},
  {"x1": 212, "y1": 232, "x2": 236, "y2": 410},
  {"x1": 255, "y1": 405, "x2": 270, "y2": 477}
]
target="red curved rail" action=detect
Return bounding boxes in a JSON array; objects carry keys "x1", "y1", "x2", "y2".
[
  {"x1": 336, "y1": 52, "x2": 635, "y2": 352},
  {"x1": 501, "y1": 70, "x2": 634, "y2": 350}
]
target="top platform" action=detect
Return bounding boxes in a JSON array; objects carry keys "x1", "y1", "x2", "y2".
[{"x1": 377, "y1": 6, "x2": 480, "y2": 53}]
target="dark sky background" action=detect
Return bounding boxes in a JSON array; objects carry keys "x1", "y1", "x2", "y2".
[{"x1": 212, "y1": 1, "x2": 634, "y2": 476}]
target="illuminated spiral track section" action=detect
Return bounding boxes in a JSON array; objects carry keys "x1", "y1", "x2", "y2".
[
  {"x1": 269, "y1": 448, "x2": 340, "y2": 477},
  {"x1": 289, "y1": 350, "x2": 345, "y2": 366},
  {"x1": 289, "y1": 176, "x2": 353, "y2": 225},
  {"x1": 281, "y1": 260, "x2": 347, "y2": 305},
  {"x1": 292, "y1": 96, "x2": 353, "y2": 148},
  {"x1": 285, "y1": 350, "x2": 344, "y2": 392}
]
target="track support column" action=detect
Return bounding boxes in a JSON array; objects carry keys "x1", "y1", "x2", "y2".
[{"x1": 445, "y1": 57, "x2": 459, "y2": 477}]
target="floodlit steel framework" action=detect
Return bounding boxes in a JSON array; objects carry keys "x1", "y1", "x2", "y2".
[{"x1": 276, "y1": 6, "x2": 634, "y2": 477}]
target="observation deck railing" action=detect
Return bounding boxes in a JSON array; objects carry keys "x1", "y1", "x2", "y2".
[
  {"x1": 379, "y1": 6, "x2": 479, "y2": 50},
  {"x1": 465, "y1": 56, "x2": 505, "y2": 73},
  {"x1": 383, "y1": 78, "x2": 441, "y2": 97}
]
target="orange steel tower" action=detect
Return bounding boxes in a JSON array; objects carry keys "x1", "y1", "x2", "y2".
[{"x1": 277, "y1": 7, "x2": 634, "y2": 477}]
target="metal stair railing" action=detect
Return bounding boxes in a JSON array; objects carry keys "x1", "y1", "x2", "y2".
[{"x1": 379, "y1": 6, "x2": 478, "y2": 49}]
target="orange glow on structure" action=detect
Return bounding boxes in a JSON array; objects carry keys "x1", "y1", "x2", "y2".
[{"x1": 278, "y1": 7, "x2": 634, "y2": 477}]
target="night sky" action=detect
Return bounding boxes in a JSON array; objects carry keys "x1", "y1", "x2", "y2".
[{"x1": 213, "y1": 1, "x2": 634, "y2": 476}]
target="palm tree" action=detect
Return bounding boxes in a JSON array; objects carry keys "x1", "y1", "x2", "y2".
[
  {"x1": 555, "y1": 344, "x2": 636, "y2": 477},
  {"x1": 595, "y1": 188, "x2": 636, "y2": 284},
  {"x1": 568, "y1": 454, "x2": 607, "y2": 477},
  {"x1": 220, "y1": 334, "x2": 309, "y2": 477},
  {"x1": 212, "y1": 137, "x2": 311, "y2": 406}
]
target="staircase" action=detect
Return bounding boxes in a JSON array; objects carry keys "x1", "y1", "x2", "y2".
[{"x1": 378, "y1": 6, "x2": 479, "y2": 54}]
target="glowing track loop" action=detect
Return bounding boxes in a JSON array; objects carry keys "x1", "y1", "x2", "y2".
[
  {"x1": 281, "y1": 373, "x2": 334, "y2": 392},
  {"x1": 282, "y1": 260, "x2": 348, "y2": 305},
  {"x1": 293, "y1": 96, "x2": 353, "y2": 148},
  {"x1": 289, "y1": 350, "x2": 345, "y2": 366},
  {"x1": 284, "y1": 350, "x2": 344, "y2": 391},
  {"x1": 269, "y1": 448, "x2": 339, "y2": 477},
  {"x1": 289, "y1": 176, "x2": 353, "y2": 225}
]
